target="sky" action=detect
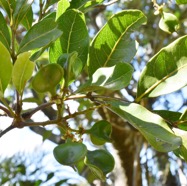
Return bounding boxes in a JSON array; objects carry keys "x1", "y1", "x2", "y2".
[{"x1": 0, "y1": 116, "x2": 51, "y2": 157}]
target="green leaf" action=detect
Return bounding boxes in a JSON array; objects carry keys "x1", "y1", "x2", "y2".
[
  {"x1": 12, "y1": 52, "x2": 35, "y2": 94},
  {"x1": 179, "y1": 109, "x2": 187, "y2": 120},
  {"x1": 88, "y1": 10, "x2": 147, "y2": 76},
  {"x1": 0, "y1": 11, "x2": 11, "y2": 49},
  {"x1": 86, "y1": 163, "x2": 105, "y2": 181},
  {"x1": 49, "y1": 9, "x2": 89, "y2": 65},
  {"x1": 53, "y1": 141, "x2": 87, "y2": 165},
  {"x1": 159, "y1": 12, "x2": 179, "y2": 34},
  {"x1": 0, "y1": 0, "x2": 16, "y2": 18},
  {"x1": 13, "y1": 0, "x2": 32, "y2": 29},
  {"x1": 32, "y1": 63, "x2": 64, "y2": 95},
  {"x1": 85, "y1": 149, "x2": 115, "y2": 180},
  {"x1": 69, "y1": 0, "x2": 104, "y2": 11},
  {"x1": 153, "y1": 110, "x2": 181, "y2": 122},
  {"x1": 176, "y1": 0, "x2": 187, "y2": 4},
  {"x1": 87, "y1": 120, "x2": 112, "y2": 145},
  {"x1": 21, "y1": 5, "x2": 33, "y2": 30},
  {"x1": 105, "y1": 100, "x2": 182, "y2": 152},
  {"x1": 79, "y1": 0, "x2": 104, "y2": 12},
  {"x1": 57, "y1": 52, "x2": 83, "y2": 85},
  {"x1": 69, "y1": 0, "x2": 88, "y2": 9},
  {"x1": 175, "y1": 109, "x2": 187, "y2": 130},
  {"x1": 18, "y1": 18, "x2": 62, "y2": 54},
  {"x1": 77, "y1": 62, "x2": 133, "y2": 93},
  {"x1": 137, "y1": 35, "x2": 187, "y2": 101},
  {"x1": 56, "y1": 0, "x2": 70, "y2": 19},
  {"x1": 0, "y1": 42, "x2": 13, "y2": 93},
  {"x1": 173, "y1": 128, "x2": 187, "y2": 162},
  {"x1": 46, "y1": 172, "x2": 55, "y2": 181}
]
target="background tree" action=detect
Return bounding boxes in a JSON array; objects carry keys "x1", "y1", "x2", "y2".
[{"x1": 1, "y1": 0, "x2": 187, "y2": 186}]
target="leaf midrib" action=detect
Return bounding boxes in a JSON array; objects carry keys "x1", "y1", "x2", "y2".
[
  {"x1": 103, "y1": 15, "x2": 144, "y2": 67},
  {"x1": 19, "y1": 25, "x2": 60, "y2": 53},
  {"x1": 136, "y1": 63, "x2": 187, "y2": 101},
  {"x1": 67, "y1": 12, "x2": 77, "y2": 53}
]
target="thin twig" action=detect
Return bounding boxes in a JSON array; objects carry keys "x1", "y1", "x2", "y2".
[
  {"x1": 63, "y1": 105, "x2": 103, "y2": 120},
  {"x1": 92, "y1": 95, "x2": 130, "y2": 103},
  {"x1": 64, "y1": 94, "x2": 88, "y2": 101},
  {"x1": 0, "y1": 105, "x2": 13, "y2": 117},
  {"x1": 104, "y1": 0, "x2": 119, "y2": 6},
  {"x1": 22, "y1": 102, "x2": 55, "y2": 119},
  {"x1": 0, "y1": 125, "x2": 15, "y2": 138},
  {"x1": 23, "y1": 119, "x2": 60, "y2": 127}
]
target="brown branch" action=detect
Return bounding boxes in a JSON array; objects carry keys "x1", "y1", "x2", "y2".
[
  {"x1": 63, "y1": 105, "x2": 103, "y2": 120},
  {"x1": 0, "y1": 125, "x2": 15, "y2": 138},
  {"x1": 0, "y1": 105, "x2": 13, "y2": 117},
  {"x1": 23, "y1": 119, "x2": 60, "y2": 127},
  {"x1": 22, "y1": 102, "x2": 55, "y2": 119}
]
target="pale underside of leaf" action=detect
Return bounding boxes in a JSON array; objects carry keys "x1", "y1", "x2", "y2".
[
  {"x1": 105, "y1": 100, "x2": 182, "y2": 152},
  {"x1": 77, "y1": 63, "x2": 133, "y2": 93},
  {"x1": 173, "y1": 128, "x2": 187, "y2": 161},
  {"x1": 137, "y1": 35, "x2": 187, "y2": 101}
]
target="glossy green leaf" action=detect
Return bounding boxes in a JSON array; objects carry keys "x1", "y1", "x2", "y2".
[
  {"x1": 85, "y1": 150, "x2": 115, "y2": 180},
  {"x1": 69, "y1": 0, "x2": 88, "y2": 9},
  {"x1": 30, "y1": 46, "x2": 49, "y2": 61},
  {"x1": 58, "y1": 52, "x2": 83, "y2": 85},
  {"x1": 137, "y1": 35, "x2": 187, "y2": 101},
  {"x1": 12, "y1": 52, "x2": 35, "y2": 94},
  {"x1": 18, "y1": 18, "x2": 62, "y2": 54},
  {"x1": 0, "y1": 42, "x2": 13, "y2": 93},
  {"x1": 86, "y1": 163, "x2": 105, "y2": 181},
  {"x1": 173, "y1": 128, "x2": 187, "y2": 162},
  {"x1": 179, "y1": 109, "x2": 187, "y2": 120},
  {"x1": 21, "y1": 5, "x2": 33, "y2": 30},
  {"x1": 13, "y1": 0, "x2": 32, "y2": 29},
  {"x1": 0, "y1": 0, "x2": 16, "y2": 18},
  {"x1": 175, "y1": 109, "x2": 187, "y2": 130},
  {"x1": 88, "y1": 10, "x2": 147, "y2": 76},
  {"x1": 49, "y1": 9, "x2": 89, "y2": 65},
  {"x1": 153, "y1": 110, "x2": 187, "y2": 131},
  {"x1": 105, "y1": 100, "x2": 182, "y2": 152},
  {"x1": 153, "y1": 110, "x2": 181, "y2": 122},
  {"x1": 53, "y1": 141, "x2": 87, "y2": 165},
  {"x1": 0, "y1": 11, "x2": 11, "y2": 49},
  {"x1": 87, "y1": 120, "x2": 112, "y2": 145},
  {"x1": 32, "y1": 63, "x2": 64, "y2": 95},
  {"x1": 77, "y1": 63, "x2": 133, "y2": 93},
  {"x1": 79, "y1": 0, "x2": 104, "y2": 12},
  {"x1": 56, "y1": 0, "x2": 70, "y2": 19},
  {"x1": 176, "y1": 0, "x2": 187, "y2": 4},
  {"x1": 159, "y1": 12, "x2": 179, "y2": 34},
  {"x1": 69, "y1": 0, "x2": 103, "y2": 11}
]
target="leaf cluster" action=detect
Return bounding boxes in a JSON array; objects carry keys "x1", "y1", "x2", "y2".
[{"x1": 1, "y1": 0, "x2": 187, "y2": 182}]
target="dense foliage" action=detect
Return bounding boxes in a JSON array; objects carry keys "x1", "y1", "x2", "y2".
[{"x1": 1, "y1": 0, "x2": 187, "y2": 185}]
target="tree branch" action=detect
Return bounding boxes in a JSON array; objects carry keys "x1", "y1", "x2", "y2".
[
  {"x1": 0, "y1": 124, "x2": 15, "y2": 138},
  {"x1": 0, "y1": 105, "x2": 13, "y2": 117},
  {"x1": 22, "y1": 102, "x2": 55, "y2": 119}
]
